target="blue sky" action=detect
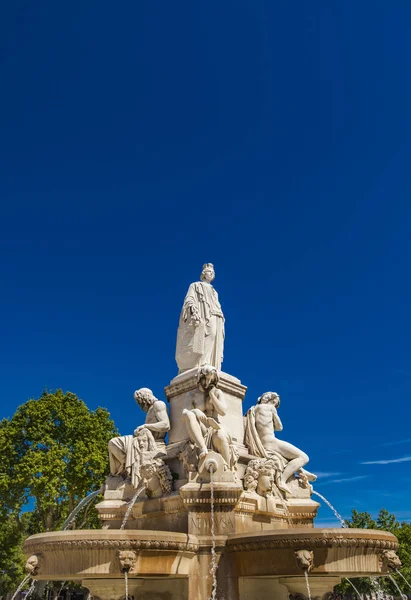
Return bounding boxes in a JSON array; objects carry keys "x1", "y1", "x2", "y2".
[{"x1": 1, "y1": 1, "x2": 411, "y2": 526}]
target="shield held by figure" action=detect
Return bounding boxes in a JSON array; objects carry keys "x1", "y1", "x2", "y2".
[{"x1": 176, "y1": 320, "x2": 205, "y2": 371}]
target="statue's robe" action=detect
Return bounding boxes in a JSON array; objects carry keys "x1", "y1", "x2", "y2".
[
  {"x1": 203, "y1": 424, "x2": 238, "y2": 471},
  {"x1": 175, "y1": 281, "x2": 224, "y2": 373},
  {"x1": 108, "y1": 430, "x2": 157, "y2": 488}
]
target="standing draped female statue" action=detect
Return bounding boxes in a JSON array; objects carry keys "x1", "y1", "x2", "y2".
[{"x1": 175, "y1": 263, "x2": 225, "y2": 373}]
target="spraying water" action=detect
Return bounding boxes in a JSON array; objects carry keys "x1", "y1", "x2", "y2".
[
  {"x1": 396, "y1": 570, "x2": 411, "y2": 592},
  {"x1": 304, "y1": 570, "x2": 312, "y2": 600},
  {"x1": 25, "y1": 579, "x2": 36, "y2": 599},
  {"x1": 345, "y1": 577, "x2": 362, "y2": 599},
  {"x1": 62, "y1": 489, "x2": 102, "y2": 530},
  {"x1": 57, "y1": 581, "x2": 67, "y2": 598},
  {"x1": 10, "y1": 574, "x2": 31, "y2": 600},
  {"x1": 311, "y1": 491, "x2": 348, "y2": 528},
  {"x1": 120, "y1": 484, "x2": 145, "y2": 530},
  {"x1": 387, "y1": 574, "x2": 407, "y2": 599},
  {"x1": 124, "y1": 570, "x2": 129, "y2": 600},
  {"x1": 371, "y1": 576, "x2": 385, "y2": 600},
  {"x1": 209, "y1": 465, "x2": 217, "y2": 600}
]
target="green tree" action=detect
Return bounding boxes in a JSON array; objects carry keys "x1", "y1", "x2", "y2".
[
  {"x1": 377, "y1": 508, "x2": 400, "y2": 533},
  {"x1": 336, "y1": 508, "x2": 411, "y2": 596},
  {"x1": 348, "y1": 509, "x2": 377, "y2": 530},
  {"x1": 0, "y1": 390, "x2": 118, "y2": 594},
  {"x1": 0, "y1": 513, "x2": 26, "y2": 595}
]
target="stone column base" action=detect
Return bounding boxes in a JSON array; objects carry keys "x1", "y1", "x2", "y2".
[{"x1": 165, "y1": 369, "x2": 247, "y2": 448}]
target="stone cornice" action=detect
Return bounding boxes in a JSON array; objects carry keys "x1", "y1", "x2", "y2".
[
  {"x1": 227, "y1": 536, "x2": 398, "y2": 552},
  {"x1": 24, "y1": 538, "x2": 199, "y2": 554},
  {"x1": 23, "y1": 530, "x2": 200, "y2": 557},
  {"x1": 165, "y1": 370, "x2": 247, "y2": 400},
  {"x1": 180, "y1": 482, "x2": 243, "y2": 506},
  {"x1": 288, "y1": 512, "x2": 318, "y2": 519}
]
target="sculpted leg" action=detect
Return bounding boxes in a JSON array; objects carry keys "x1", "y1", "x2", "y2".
[
  {"x1": 108, "y1": 438, "x2": 127, "y2": 476},
  {"x1": 280, "y1": 454, "x2": 308, "y2": 489},
  {"x1": 183, "y1": 409, "x2": 208, "y2": 457},
  {"x1": 212, "y1": 430, "x2": 232, "y2": 468},
  {"x1": 300, "y1": 467, "x2": 317, "y2": 482},
  {"x1": 275, "y1": 440, "x2": 309, "y2": 492}
]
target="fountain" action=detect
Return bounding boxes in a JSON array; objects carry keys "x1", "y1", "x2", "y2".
[
  {"x1": 397, "y1": 570, "x2": 411, "y2": 592},
  {"x1": 23, "y1": 264, "x2": 401, "y2": 599},
  {"x1": 311, "y1": 491, "x2": 348, "y2": 528},
  {"x1": 11, "y1": 574, "x2": 31, "y2": 600},
  {"x1": 345, "y1": 577, "x2": 362, "y2": 599},
  {"x1": 62, "y1": 489, "x2": 103, "y2": 531},
  {"x1": 387, "y1": 574, "x2": 407, "y2": 599}
]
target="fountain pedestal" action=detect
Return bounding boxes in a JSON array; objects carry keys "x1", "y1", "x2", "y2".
[{"x1": 165, "y1": 369, "x2": 247, "y2": 447}]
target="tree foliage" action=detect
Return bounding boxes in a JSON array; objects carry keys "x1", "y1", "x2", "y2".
[
  {"x1": 0, "y1": 390, "x2": 117, "y2": 594},
  {"x1": 335, "y1": 508, "x2": 411, "y2": 596},
  {"x1": 0, "y1": 513, "x2": 27, "y2": 594}
]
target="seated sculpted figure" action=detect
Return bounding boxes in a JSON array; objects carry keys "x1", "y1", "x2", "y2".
[
  {"x1": 182, "y1": 365, "x2": 237, "y2": 470},
  {"x1": 108, "y1": 388, "x2": 170, "y2": 488},
  {"x1": 245, "y1": 391, "x2": 316, "y2": 494}
]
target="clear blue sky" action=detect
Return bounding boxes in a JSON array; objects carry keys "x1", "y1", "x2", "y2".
[{"x1": 1, "y1": 1, "x2": 410, "y2": 525}]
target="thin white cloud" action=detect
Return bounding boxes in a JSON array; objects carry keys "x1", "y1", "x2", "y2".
[
  {"x1": 361, "y1": 456, "x2": 411, "y2": 465},
  {"x1": 315, "y1": 472, "x2": 341, "y2": 478},
  {"x1": 380, "y1": 438, "x2": 411, "y2": 447},
  {"x1": 316, "y1": 475, "x2": 369, "y2": 485}
]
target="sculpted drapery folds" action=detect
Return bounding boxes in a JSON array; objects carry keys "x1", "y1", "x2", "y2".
[
  {"x1": 245, "y1": 391, "x2": 316, "y2": 494},
  {"x1": 175, "y1": 263, "x2": 225, "y2": 373},
  {"x1": 108, "y1": 388, "x2": 170, "y2": 489}
]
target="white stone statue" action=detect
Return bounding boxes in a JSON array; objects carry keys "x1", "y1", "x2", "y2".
[
  {"x1": 244, "y1": 458, "x2": 284, "y2": 498},
  {"x1": 108, "y1": 388, "x2": 170, "y2": 488},
  {"x1": 140, "y1": 458, "x2": 173, "y2": 498},
  {"x1": 244, "y1": 392, "x2": 316, "y2": 493},
  {"x1": 182, "y1": 365, "x2": 237, "y2": 470},
  {"x1": 175, "y1": 263, "x2": 225, "y2": 373}
]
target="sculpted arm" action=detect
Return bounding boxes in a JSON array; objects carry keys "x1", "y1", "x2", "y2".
[
  {"x1": 144, "y1": 401, "x2": 170, "y2": 433},
  {"x1": 209, "y1": 388, "x2": 227, "y2": 417},
  {"x1": 181, "y1": 283, "x2": 201, "y2": 324},
  {"x1": 272, "y1": 406, "x2": 283, "y2": 432}
]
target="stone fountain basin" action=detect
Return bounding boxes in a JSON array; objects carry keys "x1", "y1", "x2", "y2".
[
  {"x1": 24, "y1": 526, "x2": 398, "y2": 581},
  {"x1": 23, "y1": 527, "x2": 399, "y2": 600},
  {"x1": 227, "y1": 527, "x2": 398, "y2": 578},
  {"x1": 23, "y1": 529, "x2": 200, "y2": 581}
]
